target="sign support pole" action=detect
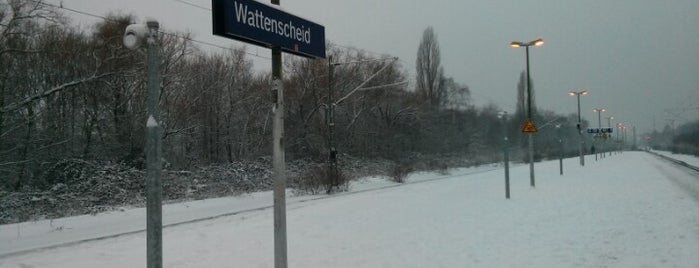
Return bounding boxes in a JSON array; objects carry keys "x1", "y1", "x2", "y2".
[
  {"x1": 271, "y1": 2, "x2": 287, "y2": 268},
  {"x1": 272, "y1": 49, "x2": 288, "y2": 267},
  {"x1": 212, "y1": 1, "x2": 325, "y2": 265}
]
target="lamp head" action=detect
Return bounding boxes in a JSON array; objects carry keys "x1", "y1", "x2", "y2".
[{"x1": 123, "y1": 24, "x2": 149, "y2": 50}]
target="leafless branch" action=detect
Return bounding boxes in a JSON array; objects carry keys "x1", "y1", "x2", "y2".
[
  {"x1": 335, "y1": 58, "x2": 398, "y2": 105},
  {"x1": 1, "y1": 72, "x2": 114, "y2": 113}
]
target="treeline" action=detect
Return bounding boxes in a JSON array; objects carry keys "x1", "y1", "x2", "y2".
[
  {"x1": 1, "y1": 1, "x2": 586, "y2": 191},
  {"x1": 647, "y1": 120, "x2": 699, "y2": 155}
]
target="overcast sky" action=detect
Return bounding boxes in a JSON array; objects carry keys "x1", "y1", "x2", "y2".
[{"x1": 54, "y1": 0, "x2": 699, "y2": 135}]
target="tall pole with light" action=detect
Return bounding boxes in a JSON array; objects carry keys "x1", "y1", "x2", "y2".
[
  {"x1": 616, "y1": 123, "x2": 622, "y2": 153},
  {"x1": 592, "y1": 108, "x2": 606, "y2": 160},
  {"x1": 124, "y1": 19, "x2": 162, "y2": 268},
  {"x1": 569, "y1": 90, "x2": 587, "y2": 166},
  {"x1": 510, "y1": 38, "x2": 543, "y2": 188}
]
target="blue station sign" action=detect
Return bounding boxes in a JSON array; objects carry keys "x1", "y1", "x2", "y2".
[
  {"x1": 212, "y1": 0, "x2": 326, "y2": 59},
  {"x1": 586, "y1": 128, "x2": 614, "y2": 134}
]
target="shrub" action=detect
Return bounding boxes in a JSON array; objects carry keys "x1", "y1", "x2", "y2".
[
  {"x1": 40, "y1": 159, "x2": 97, "y2": 189},
  {"x1": 389, "y1": 161, "x2": 414, "y2": 183},
  {"x1": 426, "y1": 159, "x2": 449, "y2": 175},
  {"x1": 294, "y1": 163, "x2": 349, "y2": 195}
]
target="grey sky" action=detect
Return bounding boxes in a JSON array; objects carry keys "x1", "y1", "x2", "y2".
[{"x1": 57, "y1": 0, "x2": 699, "y2": 135}]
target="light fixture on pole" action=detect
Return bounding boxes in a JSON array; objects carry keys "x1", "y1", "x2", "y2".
[
  {"x1": 605, "y1": 116, "x2": 614, "y2": 156},
  {"x1": 593, "y1": 108, "x2": 606, "y2": 128},
  {"x1": 124, "y1": 19, "x2": 163, "y2": 268},
  {"x1": 616, "y1": 122, "x2": 623, "y2": 153},
  {"x1": 510, "y1": 38, "x2": 544, "y2": 188}
]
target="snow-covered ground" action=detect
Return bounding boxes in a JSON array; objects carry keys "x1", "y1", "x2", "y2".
[
  {"x1": 1, "y1": 151, "x2": 699, "y2": 267},
  {"x1": 0, "y1": 165, "x2": 498, "y2": 258},
  {"x1": 651, "y1": 149, "x2": 699, "y2": 168}
]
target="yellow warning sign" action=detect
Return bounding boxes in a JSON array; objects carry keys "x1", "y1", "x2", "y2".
[{"x1": 522, "y1": 119, "x2": 538, "y2": 133}]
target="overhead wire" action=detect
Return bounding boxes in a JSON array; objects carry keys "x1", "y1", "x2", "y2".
[
  {"x1": 227, "y1": 4, "x2": 506, "y2": 111},
  {"x1": 171, "y1": 0, "x2": 210, "y2": 11},
  {"x1": 165, "y1": 0, "x2": 401, "y2": 63},
  {"x1": 32, "y1": 0, "x2": 271, "y2": 60},
  {"x1": 32, "y1": 0, "x2": 510, "y2": 110}
]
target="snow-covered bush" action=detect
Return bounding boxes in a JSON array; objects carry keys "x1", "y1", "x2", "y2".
[
  {"x1": 389, "y1": 161, "x2": 414, "y2": 183},
  {"x1": 293, "y1": 163, "x2": 349, "y2": 195}
]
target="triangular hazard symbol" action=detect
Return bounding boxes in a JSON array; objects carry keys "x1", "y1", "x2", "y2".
[{"x1": 522, "y1": 119, "x2": 538, "y2": 133}]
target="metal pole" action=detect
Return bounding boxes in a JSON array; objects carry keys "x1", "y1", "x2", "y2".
[
  {"x1": 559, "y1": 138, "x2": 563, "y2": 175},
  {"x1": 505, "y1": 139, "x2": 510, "y2": 199},
  {"x1": 145, "y1": 20, "x2": 162, "y2": 268},
  {"x1": 557, "y1": 125, "x2": 563, "y2": 175},
  {"x1": 606, "y1": 117, "x2": 612, "y2": 156},
  {"x1": 596, "y1": 110, "x2": 601, "y2": 160},
  {"x1": 632, "y1": 126, "x2": 637, "y2": 150},
  {"x1": 270, "y1": 2, "x2": 287, "y2": 267},
  {"x1": 599, "y1": 112, "x2": 605, "y2": 159},
  {"x1": 327, "y1": 57, "x2": 338, "y2": 190},
  {"x1": 576, "y1": 94, "x2": 584, "y2": 166},
  {"x1": 621, "y1": 127, "x2": 626, "y2": 150},
  {"x1": 501, "y1": 112, "x2": 510, "y2": 199},
  {"x1": 616, "y1": 124, "x2": 621, "y2": 153},
  {"x1": 525, "y1": 46, "x2": 535, "y2": 188}
]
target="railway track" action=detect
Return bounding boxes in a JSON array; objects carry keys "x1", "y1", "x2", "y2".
[{"x1": 646, "y1": 150, "x2": 699, "y2": 173}]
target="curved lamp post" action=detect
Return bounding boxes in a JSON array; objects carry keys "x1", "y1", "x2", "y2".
[{"x1": 510, "y1": 38, "x2": 543, "y2": 188}]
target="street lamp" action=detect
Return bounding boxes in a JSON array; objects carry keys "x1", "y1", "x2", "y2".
[
  {"x1": 616, "y1": 122, "x2": 623, "y2": 153},
  {"x1": 593, "y1": 108, "x2": 606, "y2": 128},
  {"x1": 124, "y1": 19, "x2": 163, "y2": 268},
  {"x1": 592, "y1": 108, "x2": 606, "y2": 160},
  {"x1": 569, "y1": 90, "x2": 587, "y2": 166},
  {"x1": 510, "y1": 38, "x2": 543, "y2": 188}
]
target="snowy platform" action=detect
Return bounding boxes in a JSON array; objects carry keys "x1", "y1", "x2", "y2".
[{"x1": 1, "y1": 151, "x2": 698, "y2": 267}]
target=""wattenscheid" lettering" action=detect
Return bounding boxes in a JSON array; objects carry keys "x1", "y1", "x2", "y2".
[{"x1": 234, "y1": 1, "x2": 311, "y2": 45}]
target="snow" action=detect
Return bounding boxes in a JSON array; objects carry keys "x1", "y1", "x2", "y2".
[
  {"x1": 652, "y1": 149, "x2": 699, "y2": 168},
  {"x1": 146, "y1": 115, "x2": 158, "y2": 128},
  {"x1": 1, "y1": 152, "x2": 699, "y2": 267}
]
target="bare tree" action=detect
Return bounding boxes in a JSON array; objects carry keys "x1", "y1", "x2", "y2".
[
  {"x1": 442, "y1": 77, "x2": 471, "y2": 111},
  {"x1": 415, "y1": 26, "x2": 444, "y2": 110},
  {"x1": 0, "y1": 0, "x2": 107, "y2": 188}
]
